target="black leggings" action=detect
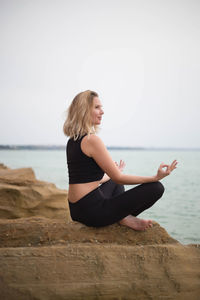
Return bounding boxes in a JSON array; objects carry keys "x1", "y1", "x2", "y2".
[{"x1": 68, "y1": 179, "x2": 165, "y2": 227}]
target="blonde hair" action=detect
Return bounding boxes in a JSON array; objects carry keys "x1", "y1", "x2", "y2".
[{"x1": 63, "y1": 90, "x2": 99, "y2": 140}]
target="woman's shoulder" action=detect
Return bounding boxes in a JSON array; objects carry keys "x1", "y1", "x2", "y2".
[
  {"x1": 81, "y1": 134, "x2": 105, "y2": 155},
  {"x1": 84, "y1": 134, "x2": 103, "y2": 145}
]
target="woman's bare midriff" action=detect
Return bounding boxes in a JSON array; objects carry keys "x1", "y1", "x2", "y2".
[{"x1": 68, "y1": 180, "x2": 101, "y2": 203}]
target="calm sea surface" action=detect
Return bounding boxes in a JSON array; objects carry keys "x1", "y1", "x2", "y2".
[{"x1": 1, "y1": 149, "x2": 199, "y2": 245}]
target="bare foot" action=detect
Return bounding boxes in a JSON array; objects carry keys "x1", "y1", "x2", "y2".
[{"x1": 119, "y1": 215, "x2": 152, "y2": 231}]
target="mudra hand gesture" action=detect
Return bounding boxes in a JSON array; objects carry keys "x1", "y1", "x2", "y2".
[
  {"x1": 156, "y1": 160, "x2": 178, "y2": 180},
  {"x1": 115, "y1": 160, "x2": 126, "y2": 172}
]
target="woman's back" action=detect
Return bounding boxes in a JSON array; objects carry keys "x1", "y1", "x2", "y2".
[
  {"x1": 67, "y1": 134, "x2": 104, "y2": 203},
  {"x1": 67, "y1": 134, "x2": 104, "y2": 184}
]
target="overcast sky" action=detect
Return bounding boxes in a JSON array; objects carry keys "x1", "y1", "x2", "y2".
[{"x1": 0, "y1": 0, "x2": 199, "y2": 148}]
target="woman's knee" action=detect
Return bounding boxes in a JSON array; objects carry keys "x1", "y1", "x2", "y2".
[{"x1": 151, "y1": 181, "x2": 165, "y2": 199}]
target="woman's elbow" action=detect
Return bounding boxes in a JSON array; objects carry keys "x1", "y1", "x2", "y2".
[{"x1": 110, "y1": 173, "x2": 124, "y2": 185}]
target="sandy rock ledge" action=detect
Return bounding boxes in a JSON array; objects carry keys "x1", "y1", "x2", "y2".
[{"x1": 0, "y1": 163, "x2": 70, "y2": 220}]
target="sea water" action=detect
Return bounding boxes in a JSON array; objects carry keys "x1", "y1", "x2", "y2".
[{"x1": 1, "y1": 149, "x2": 199, "y2": 245}]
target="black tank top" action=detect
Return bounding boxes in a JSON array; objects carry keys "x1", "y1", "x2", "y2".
[{"x1": 66, "y1": 134, "x2": 104, "y2": 184}]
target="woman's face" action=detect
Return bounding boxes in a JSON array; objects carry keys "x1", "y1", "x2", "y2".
[{"x1": 91, "y1": 97, "x2": 104, "y2": 125}]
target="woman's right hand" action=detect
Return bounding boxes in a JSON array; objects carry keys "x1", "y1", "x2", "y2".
[
  {"x1": 115, "y1": 159, "x2": 126, "y2": 173},
  {"x1": 155, "y1": 160, "x2": 178, "y2": 180}
]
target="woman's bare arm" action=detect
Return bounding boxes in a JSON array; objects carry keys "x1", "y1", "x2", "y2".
[
  {"x1": 99, "y1": 160, "x2": 126, "y2": 184},
  {"x1": 86, "y1": 135, "x2": 178, "y2": 185}
]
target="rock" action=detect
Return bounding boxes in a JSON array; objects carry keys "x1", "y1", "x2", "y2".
[
  {"x1": 0, "y1": 164, "x2": 36, "y2": 183},
  {"x1": 0, "y1": 217, "x2": 200, "y2": 300},
  {"x1": 0, "y1": 163, "x2": 9, "y2": 170},
  {"x1": 0, "y1": 216, "x2": 178, "y2": 248},
  {"x1": 0, "y1": 164, "x2": 70, "y2": 220}
]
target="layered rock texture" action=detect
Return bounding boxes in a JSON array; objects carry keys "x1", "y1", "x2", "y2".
[
  {"x1": 0, "y1": 163, "x2": 200, "y2": 300},
  {"x1": 0, "y1": 163, "x2": 70, "y2": 220}
]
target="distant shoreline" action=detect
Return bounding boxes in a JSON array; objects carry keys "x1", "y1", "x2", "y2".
[{"x1": 0, "y1": 145, "x2": 200, "y2": 151}]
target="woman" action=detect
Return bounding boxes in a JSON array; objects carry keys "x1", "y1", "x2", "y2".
[{"x1": 63, "y1": 90, "x2": 178, "y2": 231}]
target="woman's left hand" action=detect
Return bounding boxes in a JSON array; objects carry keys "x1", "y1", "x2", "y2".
[{"x1": 115, "y1": 159, "x2": 126, "y2": 172}]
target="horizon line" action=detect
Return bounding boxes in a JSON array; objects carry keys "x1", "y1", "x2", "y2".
[{"x1": 0, "y1": 144, "x2": 200, "y2": 151}]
